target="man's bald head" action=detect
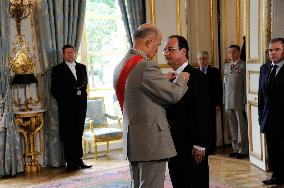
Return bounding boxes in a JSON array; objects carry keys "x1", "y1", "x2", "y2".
[
  {"x1": 133, "y1": 23, "x2": 159, "y2": 40},
  {"x1": 133, "y1": 23, "x2": 162, "y2": 59}
]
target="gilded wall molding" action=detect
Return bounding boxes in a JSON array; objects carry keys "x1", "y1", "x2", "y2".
[
  {"x1": 185, "y1": 0, "x2": 188, "y2": 39},
  {"x1": 149, "y1": 0, "x2": 155, "y2": 25},
  {"x1": 177, "y1": 0, "x2": 181, "y2": 35},
  {"x1": 210, "y1": 0, "x2": 215, "y2": 66},
  {"x1": 246, "y1": 0, "x2": 261, "y2": 64},
  {"x1": 248, "y1": 70, "x2": 260, "y2": 95},
  {"x1": 221, "y1": 0, "x2": 227, "y2": 64},
  {"x1": 269, "y1": 0, "x2": 272, "y2": 42},
  {"x1": 236, "y1": 0, "x2": 241, "y2": 45},
  {"x1": 248, "y1": 101, "x2": 263, "y2": 161}
]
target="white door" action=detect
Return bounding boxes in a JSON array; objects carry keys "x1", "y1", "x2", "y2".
[{"x1": 246, "y1": 0, "x2": 270, "y2": 171}]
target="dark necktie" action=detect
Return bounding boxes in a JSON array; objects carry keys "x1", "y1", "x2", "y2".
[
  {"x1": 268, "y1": 64, "x2": 278, "y2": 91},
  {"x1": 230, "y1": 63, "x2": 235, "y2": 70},
  {"x1": 201, "y1": 68, "x2": 205, "y2": 74}
]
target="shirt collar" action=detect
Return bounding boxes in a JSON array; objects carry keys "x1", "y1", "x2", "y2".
[
  {"x1": 175, "y1": 62, "x2": 189, "y2": 75},
  {"x1": 132, "y1": 48, "x2": 148, "y2": 59},
  {"x1": 200, "y1": 65, "x2": 208, "y2": 71},
  {"x1": 231, "y1": 59, "x2": 240, "y2": 65},
  {"x1": 65, "y1": 61, "x2": 76, "y2": 66},
  {"x1": 272, "y1": 60, "x2": 284, "y2": 69}
]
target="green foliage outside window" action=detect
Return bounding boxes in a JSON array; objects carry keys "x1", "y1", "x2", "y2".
[{"x1": 78, "y1": 0, "x2": 129, "y2": 89}]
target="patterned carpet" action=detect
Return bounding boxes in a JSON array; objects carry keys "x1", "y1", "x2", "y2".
[{"x1": 26, "y1": 166, "x2": 233, "y2": 188}]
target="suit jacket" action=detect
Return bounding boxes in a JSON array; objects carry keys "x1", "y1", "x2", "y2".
[
  {"x1": 223, "y1": 60, "x2": 246, "y2": 110},
  {"x1": 258, "y1": 63, "x2": 284, "y2": 133},
  {"x1": 113, "y1": 49, "x2": 188, "y2": 161},
  {"x1": 167, "y1": 65, "x2": 211, "y2": 153},
  {"x1": 51, "y1": 61, "x2": 88, "y2": 139},
  {"x1": 205, "y1": 66, "x2": 223, "y2": 109}
]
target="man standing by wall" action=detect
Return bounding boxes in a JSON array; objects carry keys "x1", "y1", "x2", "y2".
[
  {"x1": 51, "y1": 44, "x2": 92, "y2": 170},
  {"x1": 224, "y1": 45, "x2": 248, "y2": 159},
  {"x1": 259, "y1": 38, "x2": 284, "y2": 185},
  {"x1": 113, "y1": 24, "x2": 189, "y2": 188},
  {"x1": 164, "y1": 35, "x2": 211, "y2": 188},
  {"x1": 197, "y1": 50, "x2": 223, "y2": 154}
]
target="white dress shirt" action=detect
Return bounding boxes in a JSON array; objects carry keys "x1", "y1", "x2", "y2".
[{"x1": 65, "y1": 61, "x2": 77, "y2": 80}]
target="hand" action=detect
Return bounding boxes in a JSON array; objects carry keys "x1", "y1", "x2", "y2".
[
  {"x1": 180, "y1": 72, "x2": 190, "y2": 82},
  {"x1": 164, "y1": 72, "x2": 177, "y2": 81},
  {"x1": 192, "y1": 148, "x2": 205, "y2": 164},
  {"x1": 216, "y1": 105, "x2": 221, "y2": 111}
]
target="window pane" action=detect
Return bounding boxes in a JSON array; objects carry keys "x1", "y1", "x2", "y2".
[
  {"x1": 86, "y1": 19, "x2": 118, "y2": 52},
  {"x1": 86, "y1": 0, "x2": 116, "y2": 17},
  {"x1": 87, "y1": 54, "x2": 125, "y2": 89}
]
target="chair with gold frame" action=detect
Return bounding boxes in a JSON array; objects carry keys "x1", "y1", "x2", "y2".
[{"x1": 83, "y1": 97, "x2": 123, "y2": 159}]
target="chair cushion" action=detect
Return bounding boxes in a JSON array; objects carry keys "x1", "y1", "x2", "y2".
[
  {"x1": 95, "y1": 128, "x2": 123, "y2": 139},
  {"x1": 83, "y1": 128, "x2": 123, "y2": 141}
]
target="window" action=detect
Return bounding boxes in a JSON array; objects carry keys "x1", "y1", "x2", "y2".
[{"x1": 77, "y1": 0, "x2": 129, "y2": 115}]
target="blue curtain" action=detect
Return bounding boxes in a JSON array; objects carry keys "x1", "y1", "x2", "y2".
[
  {"x1": 0, "y1": 0, "x2": 24, "y2": 177},
  {"x1": 118, "y1": 0, "x2": 146, "y2": 46},
  {"x1": 34, "y1": 0, "x2": 86, "y2": 167}
]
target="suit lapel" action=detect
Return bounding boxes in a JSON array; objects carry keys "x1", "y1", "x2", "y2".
[
  {"x1": 206, "y1": 66, "x2": 212, "y2": 76},
  {"x1": 269, "y1": 63, "x2": 284, "y2": 91},
  {"x1": 275, "y1": 63, "x2": 284, "y2": 81},
  {"x1": 264, "y1": 64, "x2": 273, "y2": 92}
]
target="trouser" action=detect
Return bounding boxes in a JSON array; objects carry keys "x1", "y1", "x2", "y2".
[
  {"x1": 169, "y1": 153, "x2": 209, "y2": 188},
  {"x1": 226, "y1": 109, "x2": 248, "y2": 154},
  {"x1": 59, "y1": 98, "x2": 86, "y2": 165},
  {"x1": 266, "y1": 130, "x2": 284, "y2": 181},
  {"x1": 129, "y1": 160, "x2": 167, "y2": 188}
]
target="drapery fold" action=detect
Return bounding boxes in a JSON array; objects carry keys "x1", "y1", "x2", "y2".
[
  {"x1": 118, "y1": 0, "x2": 146, "y2": 46},
  {"x1": 34, "y1": 0, "x2": 86, "y2": 167},
  {"x1": 0, "y1": 0, "x2": 24, "y2": 177}
]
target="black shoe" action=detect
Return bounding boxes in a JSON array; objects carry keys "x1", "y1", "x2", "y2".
[
  {"x1": 66, "y1": 162, "x2": 80, "y2": 171},
  {"x1": 78, "y1": 160, "x2": 92, "y2": 169},
  {"x1": 262, "y1": 176, "x2": 284, "y2": 185},
  {"x1": 236, "y1": 153, "x2": 249, "y2": 159},
  {"x1": 229, "y1": 152, "x2": 238, "y2": 158}
]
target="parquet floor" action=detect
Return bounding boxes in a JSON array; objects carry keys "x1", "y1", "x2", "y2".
[{"x1": 0, "y1": 147, "x2": 283, "y2": 188}]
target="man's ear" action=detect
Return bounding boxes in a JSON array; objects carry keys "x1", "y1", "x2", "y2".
[
  {"x1": 146, "y1": 40, "x2": 151, "y2": 48},
  {"x1": 181, "y1": 48, "x2": 186, "y2": 54}
]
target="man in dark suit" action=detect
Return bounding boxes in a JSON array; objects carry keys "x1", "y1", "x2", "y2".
[
  {"x1": 51, "y1": 44, "x2": 91, "y2": 170},
  {"x1": 164, "y1": 35, "x2": 211, "y2": 188},
  {"x1": 197, "y1": 50, "x2": 223, "y2": 154},
  {"x1": 258, "y1": 38, "x2": 284, "y2": 185}
]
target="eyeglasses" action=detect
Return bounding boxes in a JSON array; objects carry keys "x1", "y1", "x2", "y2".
[{"x1": 162, "y1": 47, "x2": 178, "y2": 54}]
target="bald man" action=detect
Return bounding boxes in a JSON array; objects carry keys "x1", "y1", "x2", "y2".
[{"x1": 113, "y1": 23, "x2": 189, "y2": 188}]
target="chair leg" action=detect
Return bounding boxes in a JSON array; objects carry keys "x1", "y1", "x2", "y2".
[
  {"x1": 94, "y1": 141, "x2": 98, "y2": 160},
  {"x1": 88, "y1": 141, "x2": 92, "y2": 154},
  {"x1": 83, "y1": 139, "x2": 86, "y2": 157},
  {"x1": 107, "y1": 141, "x2": 110, "y2": 160}
]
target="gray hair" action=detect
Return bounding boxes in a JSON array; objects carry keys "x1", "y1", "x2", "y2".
[
  {"x1": 133, "y1": 27, "x2": 158, "y2": 40},
  {"x1": 197, "y1": 50, "x2": 209, "y2": 59},
  {"x1": 270, "y1": 38, "x2": 284, "y2": 46}
]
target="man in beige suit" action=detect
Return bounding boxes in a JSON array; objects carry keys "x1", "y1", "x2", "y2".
[
  {"x1": 113, "y1": 23, "x2": 189, "y2": 188},
  {"x1": 224, "y1": 44, "x2": 248, "y2": 159}
]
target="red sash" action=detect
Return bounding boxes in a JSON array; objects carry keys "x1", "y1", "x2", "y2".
[{"x1": 116, "y1": 54, "x2": 143, "y2": 112}]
